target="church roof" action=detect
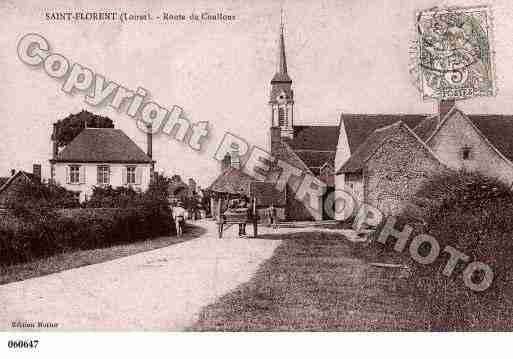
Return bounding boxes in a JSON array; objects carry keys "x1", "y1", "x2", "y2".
[
  {"x1": 271, "y1": 22, "x2": 292, "y2": 83},
  {"x1": 286, "y1": 126, "x2": 339, "y2": 151},
  {"x1": 285, "y1": 116, "x2": 427, "y2": 174},
  {"x1": 272, "y1": 139, "x2": 312, "y2": 174},
  {"x1": 53, "y1": 128, "x2": 152, "y2": 163}
]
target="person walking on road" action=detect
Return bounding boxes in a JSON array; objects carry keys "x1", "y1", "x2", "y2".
[
  {"x1": 173, "y1": 201, "x2": 187, "y2": 237},
  {"x1": 268, "y1": 204, "x2": 278, "y2": 229}
]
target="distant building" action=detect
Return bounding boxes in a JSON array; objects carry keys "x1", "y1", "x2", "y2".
[
  {"x1": 210, "y1": 18, "x2": 513, "y2": 221},
  {"x1": 50, "y1": 128, "x2": 154, "y2": 202},
  {"x1": 336, "y1": 100, "x2": 513, "y2": 217},
  {"x1": 0, "y1": 165, "x2": 42, "y2": 210}
]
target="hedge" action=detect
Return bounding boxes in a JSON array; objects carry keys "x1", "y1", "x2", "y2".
[
  {"x1": 0, "y1": 204, "x2": 174, "y2": 266},
  {"x1": 393, "y1": 171, "x2": 513, "y2": 330}
]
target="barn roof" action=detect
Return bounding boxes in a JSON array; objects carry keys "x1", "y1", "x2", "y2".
[
  {"x1": 341, "y1": 114, "x2": 427, "y2": 153},
  {"x1": 337, "y1": 122, "x2": 405, "y2": 173},
  {"x1": 413, "y1": 108, "x2": 513, "y2": 163},
  {"x1": 53, "y1": 128, "x2": 152, "y2": 164}
]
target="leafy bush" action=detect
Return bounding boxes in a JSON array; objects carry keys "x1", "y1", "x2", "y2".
[
  {"x1": 400, "y1": 171, "x2": 513, "y2": 330},
  {"x1": 0, "y1": 175, "x2": 175, "y2": 266}
]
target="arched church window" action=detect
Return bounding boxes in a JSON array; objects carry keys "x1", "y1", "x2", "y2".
[{"x1": 278, "y1": 107, "x2": 286, "y2": 126}]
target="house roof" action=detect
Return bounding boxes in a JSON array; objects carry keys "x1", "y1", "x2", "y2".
[
  {"x1": 272, "y1": 138, "x2": 313, "y2": 174},
  {"x1": 341, "y1": 114, "x2": 427, "y2": 153},
  {"x1": 413, "y1": 109, "x2": 513, "y2": 163},
  {"x1": 53, "y1": 128, "x2": 152, "y2": 163},
  {"x1": 210, "y1": 138, "x2": 315, "y2": 196},
  {"x1": 470, "y1": 115, "x2": 513, "y2": 163},
  {"x1": 0, "y1": 171, "x2": 39, "y2": 196},
  {"x1": 208, "y1": 167, "x2": 254, "y2": 195},
  {"x1": 338, "y1": 122, "x2": 405, "y2": 173},
  {"x1": 0, "y1": 177, "x2": 9, "y2": 188}
]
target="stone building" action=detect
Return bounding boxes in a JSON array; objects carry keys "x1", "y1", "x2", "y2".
[
  {"x1": 210, "y1": 19, "x2": 513, "y2": 222},
  {"x1": 335, "y1": 100, "x2": 513, "y2": 217}
]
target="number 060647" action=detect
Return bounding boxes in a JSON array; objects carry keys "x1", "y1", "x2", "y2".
[{"x1": 7, "y1": 339, "x2": 39, "y2": 349}]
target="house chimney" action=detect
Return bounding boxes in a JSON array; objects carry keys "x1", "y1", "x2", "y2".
[
  {"x1": 438, "y1": 99, "x2": 456, "y2": 120},
  {"x1": 270, "y1": 126, "x2": 281, "y2": 153},
  {"x1": 52, "y1": 123, "x2": 59, "y2": 158},
  {"x1": 147, "y1": 125, "x2": 152, "y2": 158},
  {"x1": 10, "y1": 169, "x2": 15, "y2": 176},
  {"x1": 33, "y1": 164, "x2": 41, "y2": 181}
]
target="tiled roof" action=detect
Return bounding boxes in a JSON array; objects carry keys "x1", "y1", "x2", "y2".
[
  {"x1": 272, "y1": 139, "x2": 312, "y2": 174},
  {"x1": 293, "y1": 150, "x2": 335, "y2": 170},
  {"x1": 0, "y1": 171, "x2": 39, "y2": 196},
  {"x1": 284, "y1": 126, "x2": 338, "y2": 172},
  {"x1": 470, "y1": 115, "x2": 513, "y2": 163},
  {"x1": 54, "y1": 128, "x2": 152, "y2": 163},
  {"x1": 337, "y1": 122, "x2": 404, "y2": 173},
  {"x1": 413, "y1": 110, "x2": 513, "y2": 163},
  {"x1": 208, "y1": 167, "x2": 254, "y2": 195},
  {"x1": 412, "y1": 115, "x2": 439, "y2": 141},
  {"x1": 341, "y1": 114, "x2": 428, "y2": 153},
  {"x1": 286, "y1": 126, "x2": 340, "y2": 151},
  {"x1": 0, "y1": 177, "x2": 9, "y2": 188}
]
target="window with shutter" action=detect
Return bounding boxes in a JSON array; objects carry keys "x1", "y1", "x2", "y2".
[
  {"x1": 126, "y1": 166, "x2": 136, "y2": 185},
  {"x1": 79, "y1": 166, "x2": 86, "y2": 184},
  {"x1": 135, "y1": 167, "x2": 142, "y2": 185},
  {"x1": 97, "y1": 166, "x2": 110, "y2": 185},
  {"x1": 69, "y1": 165, "x2": 80, "y2": 184},
  {"x1": 122, "y1": 167, "x2": 127, "y2": 185}
]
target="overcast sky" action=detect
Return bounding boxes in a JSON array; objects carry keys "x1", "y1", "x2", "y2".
[{"x1": 2, "y1": 0, "x2": 513, "y2": 187}]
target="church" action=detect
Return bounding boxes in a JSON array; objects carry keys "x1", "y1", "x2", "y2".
[{"x1": 209, "y1": 21, "x2": 513, "y2": 222}]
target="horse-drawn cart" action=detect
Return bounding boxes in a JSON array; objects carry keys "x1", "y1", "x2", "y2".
[
  {"x1": 216, "y1": 197, "x2": 258, "y2": 238},
  {"x1": 209, "y1": 172, "x2": 286, "y2": 238}
]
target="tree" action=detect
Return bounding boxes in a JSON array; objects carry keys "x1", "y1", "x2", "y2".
[{"x1": 53, "y1": 110, "x2": 114, "y2": 148}]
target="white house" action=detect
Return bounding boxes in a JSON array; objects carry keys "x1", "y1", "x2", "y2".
[{"x1": 50, "y1": 128, "x2": 154, "y2": 201}]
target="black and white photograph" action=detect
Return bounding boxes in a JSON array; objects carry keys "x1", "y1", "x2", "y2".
[{"x1": 0, "y1": 0, "x2": 512, "y2": 356}]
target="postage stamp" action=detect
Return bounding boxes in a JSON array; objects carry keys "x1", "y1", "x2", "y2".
[{"x1": 416, "y1": 6, "x2": 495, "y2": 100}]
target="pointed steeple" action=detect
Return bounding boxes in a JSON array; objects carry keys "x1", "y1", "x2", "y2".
[{"x1": 272, "y1": 9, "x2": 292, "y2": 83}]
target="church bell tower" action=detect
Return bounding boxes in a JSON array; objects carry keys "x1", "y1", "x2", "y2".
[{"x1": 269, "y1": 12, "x2": 294, "y2": 139}]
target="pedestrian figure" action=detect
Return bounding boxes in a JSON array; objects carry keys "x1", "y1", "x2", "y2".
[
  {"x1": 237, "y1": 197, "x2": 249, "y2": 237},
  {"x1": 173, "y1": 201, "x2": 187, "y2": 237},
  {"x1": 268, "y1": 203, "x2": 278, "y2": 229}
]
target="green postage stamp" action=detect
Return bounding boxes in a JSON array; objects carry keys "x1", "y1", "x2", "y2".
[{"x1": 416, "y1": 6, "x2": 495, "y2": 100}]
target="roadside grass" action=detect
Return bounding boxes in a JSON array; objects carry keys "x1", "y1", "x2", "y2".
[
  {"x1": 191, "y1": 231, "x2": 430, "y2": 331},
  {"x1": 0, "y1": 224, "x2": 205, "y2": 286}
]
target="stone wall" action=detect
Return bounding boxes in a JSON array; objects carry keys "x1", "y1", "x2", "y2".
[{"x1": 364, "y1": 125, "x2": 445, "y2": 217}]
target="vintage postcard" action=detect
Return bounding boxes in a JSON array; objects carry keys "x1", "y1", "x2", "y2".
[{"x1": 1, "y1": 0, "x2": 513, "y2": 355}]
